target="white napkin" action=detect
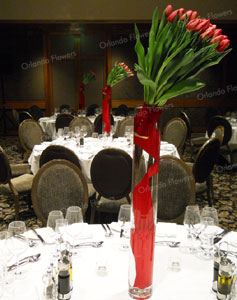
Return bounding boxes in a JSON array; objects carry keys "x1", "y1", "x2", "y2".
[{"x1": 156, "y1": 222, "x2": 177, "y2": 238}]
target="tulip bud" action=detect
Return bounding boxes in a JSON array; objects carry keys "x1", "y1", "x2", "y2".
[
  {"x1": 200, "y1": 25, "x2": 216, "y2": 39},
  {"x1": 165, "y1": 5, "x2": 172, "y2": 17},
  {"x1": 195, "y1": 19, "x2": 210, "y2": 32},
  {"x1": 167, "y1": 8, "x2": 184, "y2": 22},
  {"x1": 190, "y1": 11, "x2": 198, "y2": 20},
  {"x1": 217, "y1": 39, "x2": 230, "y2": 52},
  {"x1": 181, "y1": 10, "x2": 193, "y2": 21},
  {"x1": 213, "y1": 29, "x2": 222, "y2": 38},
  {"x1": 210, "y1": 35, "x2": 225, "y2": 45},
  {"x1": 186, "y1": 19, "x2": 200, "y2": 31}
]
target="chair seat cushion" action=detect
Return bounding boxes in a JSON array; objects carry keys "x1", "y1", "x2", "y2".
[
  {"x1": 195, "y1": 182, "x2": 207, "y2": 193},
  {"x1": 0, "y1": 174, "x2": 34, "y2": 194},
  {"x1": 190, "y1": 136, "x2": 208, "y2": 146},
  {"x1": 96, "y1": 196, "x2": 129, "y2": 213},
  {"x1": 10, "y1": 163, "x2": 31, "y2": 177}
]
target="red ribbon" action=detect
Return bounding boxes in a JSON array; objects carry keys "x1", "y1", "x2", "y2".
[
  {"x1": 80, "y1": 83, "x2": 85, "y2": 109},
  {"x1": 131, "y1": 103, "x2": 162, "y2": 289},
  {"x1": 102, "y1": 85, "x2": 111, "y2": 134}
]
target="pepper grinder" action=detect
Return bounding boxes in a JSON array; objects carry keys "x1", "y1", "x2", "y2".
[{"x1": 58, "y1": 255, "x2": 71, "y2": 300}]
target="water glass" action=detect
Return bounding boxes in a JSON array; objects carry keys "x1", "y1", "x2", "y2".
[
  {"x1": 92, "y1": 132, "x2": 98, "y2": 138},
  {"x1": 118, "y1": 204, "x2": 131, "y2": 250},
  {"x1": 47, "y1": 210, "x2": 64, "y2": 238},
  {"x1": 81, "y1": 125, "x2": 88, "y2": 138},
  {"x1": 64, "y1": 127, "x2": 70, "y2": 139}
]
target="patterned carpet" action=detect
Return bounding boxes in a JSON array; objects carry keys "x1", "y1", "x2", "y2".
[{"x1": 0, "y1": 135, "x2": 236, "y2": 231}]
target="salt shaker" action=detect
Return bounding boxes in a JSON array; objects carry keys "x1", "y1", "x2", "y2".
[
  {"x1": 42, "y1": 267, "x2": 56, "y2": 300},
  {"x1": 217, "y1": 257, "x2": 233, "y2": 300}
]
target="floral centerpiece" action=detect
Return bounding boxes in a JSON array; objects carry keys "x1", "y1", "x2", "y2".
[
  {"x1": 102, "y1": 62, "x2": 134, "y2": 133},
  {"x1": 129, "y1": 4, "x2": 231, "y2": 299},
  {"x1": 79, "y1": 70, "x2": 96, "y2": 109}
]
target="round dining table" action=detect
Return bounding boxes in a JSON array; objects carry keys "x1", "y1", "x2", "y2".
[
  {"x1": 28, "y1": 137, "x2": 180, "y2": 182},
  {"x1": 1, "y1": 223, "x2": 236, "y2": 300}
]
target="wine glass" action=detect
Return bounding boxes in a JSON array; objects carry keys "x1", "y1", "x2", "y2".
[
  {"x1": 55, "y1": 219, "x2": 68, "y2": 253},
  {"x1": 180, "y1": 205, "x2": 201, "y2": 254},
  {"x1": 74, "y1": 126, "x2": 80, "y2": 138},
  {"x1": 7, "y1": 221, "x2": 28, "y2": 279},
  {"x1": 124, "y1": 126, "x2": 133, "y2": 147},
  {"x1": 63, "y1": 127, "x2": 70, "y2": 139},
  {"x1": 118, "y1": 204, "x2": 131, "y2": 250},
  {"x1": 196, "y1": 207, "x2": 219, "y2": 260},
  {"x1": 65, "y1": 206, "x2": 84, "y2": 255},
  {"x1": 81, "y1": 126, "x2": 88, "y2": 138},
  {"x1": 47, "y1": 210, "x2": 64, "y2": 240}
]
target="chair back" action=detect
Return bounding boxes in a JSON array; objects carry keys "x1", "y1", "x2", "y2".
[
  {"x1": 0, "y1": 146, "x2": 11, "y2": 184},
  {"x1": 115, "y1": 117, "x2": 134, "y2": 137},
  {"x1": 180, "y1": 111, "x2": 191, "y2": 139},
  {"x1": 90, "y1": 148, "x2": 132, "y2": 200},
  {"x1": 114, "y1": 104, "x2": 129, "y2": 116},
  {"x1": 193, "y1": 138, "x2": 220, "y2": 183},
  {"x1": 207, "y1": 116, "x2": 232, "y2": 146},
  {"x1": 12, "y1": 109, "x2": 19, "y2": 125},
  {"x1": 157, "y1": 155, "x2": 195, "y2": 223},
  {"x1": 31, "y1": 159, "x2": 88, "y2": 226},
  {"x1": 18, "y1": 119, "x2": 44, "y2": 152},
  {"x1": 86, "y1": 104, "x2": 99, "y2": 116},
  {"x1": 19, "y1": 111, "x2": 33, "y2": 124},
  {"x1": 59, "y1": 104, "x2": 71, "y2": 113},
  {"x1": 69, "y1": 117, "x2": 94, "y2": 137},
  {"x1": 28, "y1": 105, "x2": 44, "y2": 121},
  {"x1": 211, "y1": 125, "x2": 224, "y2": 145},
  {"x1": 94, "y1": 114, "x2": 114, "y2": 134},
  {"x1": 55, "y1": 113, "x2": 74, "y2": 131},
  {"x1": 162, "y1": 117, "x2": 187, "y2": 154},
  {"x1": 39, "y1": 145, "x2": 81, "y2": 169}
]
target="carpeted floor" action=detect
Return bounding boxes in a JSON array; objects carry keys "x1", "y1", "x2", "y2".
[{"x1": 0, "y1": 135, "x2": 236, "y2": 231}]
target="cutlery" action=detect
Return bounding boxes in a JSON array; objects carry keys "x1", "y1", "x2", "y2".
[
  {"x1": 101, "y1": 224, "x2": 110, "y2": 237},
  {"x1": 105, "y1": 224, "x2": 113, "y2": 237},
  {"x1": 15, "y1": 234, "x2": 38, "y2": 248},
  {"x1": 214, "y1": 229, "x2": 230, "y2": 244},
  {"x1": 155, "y1": 241, "x2": 180, "y2": 248},
  {"x1": 74, "y1": 241, "x2": 103, "y2": 248},
  {"x1": 32, "y1": 228, "x2": 46, "y2": 245},
  {"x1": 7, "y1": 253, "x2": 41, "y2": 271}
]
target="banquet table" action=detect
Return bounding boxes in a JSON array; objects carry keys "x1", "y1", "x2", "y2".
[
  {"x1": 28, "y1": 137, "x2": 180, "y2": 182},
  {"x1": 38, "y1": 115, "x2": 125, "y2": 139},
  {"x1": 1, "y1": 223, "x2": 236, "y2": 300}
]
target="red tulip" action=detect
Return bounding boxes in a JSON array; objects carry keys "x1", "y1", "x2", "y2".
[
  {"x1": 195, "y1": 19, "x2": 210, "y2": 32},
  {"x1": 190, "y1": 11, "x2": 198, "y2": 20},
  {"x1": 168, "y1": 8, "x2": 184, "y2": 22},
  {"x1": 186, "y1": 19, "x2": 200, "y2": 31},
  {"x1": 213, "y1": 29, "x2": 222, "y2": 38},
  {"x1": 165, "y1": 5, "x2": 172, "y2": 17},
  {"x1": 217, "y1": 39, "x2": 230, "y2": 52},
  {"x1": 181, "y1": 10, "x2": 193, "y2": 21},
  {"x1": 210, "y1": 35, "x2": 225, "y2": 45},
  {"x1": 200, "y1": 25, "x2": 216, "y2": 39}
]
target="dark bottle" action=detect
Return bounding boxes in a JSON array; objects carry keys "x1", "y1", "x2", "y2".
[
  {"x1": 58, "y1": 256, "x2": 71, "y2": 300},
  {"x1": 217, "y1": 257, "x2": 233, "y2": 300}
]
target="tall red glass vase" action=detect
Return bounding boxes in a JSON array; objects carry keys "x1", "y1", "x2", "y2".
[{"x1": 129, "y1": 104, "x2": 162, "y2": 299}]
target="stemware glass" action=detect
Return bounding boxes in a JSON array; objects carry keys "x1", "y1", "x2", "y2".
[
  {"x1": 196, "y1": 207, "x2": 219, "y2": 260},
  {"x1": 81, "y1": 125, "x2": 88, "y2": 138},
  {"x1": 65, "y1": 206, "x2": 84, "y2": 255},
  {"x1": 124, "y1": 126, "x2": 133, "y2": 147},
  {"x1": 7, "y1": 221, "x2": 28, "y2": 279},
  {"x1": 118, "y1": 204, "x2": 131, "y2": 250},
  {"x1": 180, "y1": 205, "x2": 201, "y2": 254},
  {"x1": 47, "y1": 210, "x2": 64, "y2": 240},
  {"x1": 55, "y1": 219, "x2": 68, "y2": 253},
  {"x1": 74, "y1": 126, "x2": 80, "y2": 138},
  {"x1": 63, "y1": 127, "x2": 70, "y2": 139}
]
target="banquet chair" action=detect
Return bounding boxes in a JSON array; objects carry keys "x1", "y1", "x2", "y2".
[
  {"x1": 0, "y1": 146, "x2": 34, "y2": 220},
  {"x1": 115, "y1": 116, "x2": 134, "y2": 137},
  {"x1": 39, "y1": 145, "x2": 96, "y2": 198},
  {"x1": 157, "y1": 155, "x2": 195, "y2": 224},
  {"x1": 185, "y1": 138, "x2": 221, "y2": 206},
  {"x1": 162, "y1": 117, "x2": 187, "y2": 157},
  {"x1": 12, "y1": 109, "x2": 19, "y2": 126},
  {"x1": 180, "y1": 111, "x2": 192, "y2": 154},
  {"x1": 31, "y1": 159, "x2": 89, "y2": 226},
  {"x1": 59, "y1": 104, "x2": 71, "y2": 113},
  {"x1": 90, "y1": 148, "x2": 132, "y2": 223},
  {"x1": 55, "y1": 113, "x2": 74, "y2": 132},
  {"x1": 69, "y1": 117, "x2": 94, "y2": 137},
  {"x1": 94, "y1": 114, "x2": 114, "y2": 134},
  {"x1": 18, "y1": 111, "x2": 33, "y2": 124},
  {"x1": 28, "y1": 105, "x2": 44, "y2": 121},
  {"x1": 18, "y1": 119, "x2": 44, "y2": 162},
  {"x1": 86, "y1": 104, "x2": 99, "y2": 116},
  {"x1": 114, "y1": 104, "x2": 129, "y2": 116}
]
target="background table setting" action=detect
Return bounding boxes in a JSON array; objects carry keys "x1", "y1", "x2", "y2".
[
  {"x1": 0, "y1": 219, "x2": 236, "y2": 300},
  {"x1": 28, "y1": 136, "x2": 179, "y2": 182}
]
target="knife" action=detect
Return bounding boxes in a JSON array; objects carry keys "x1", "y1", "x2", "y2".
[
  {"x1": 32, "y1": 228, "x2": 46, "y2": 245},
  {"x1": 7, "y1": 253, "x2": 41, "y2": 271},
  {"x1": 214, "y1": 229, "x2": 230, "y2": 244}
]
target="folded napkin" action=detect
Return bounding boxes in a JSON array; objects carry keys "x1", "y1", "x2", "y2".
[
  {"x1": 156, "y1": 222, "x2": 177, "y2": 238},
  {"x1": 219, "y1": 231, "x2": 237, "y2": 252}
]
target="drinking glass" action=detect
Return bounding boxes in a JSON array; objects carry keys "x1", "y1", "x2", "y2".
[
  {"x1": 57, "y1": 128, "x2": 64, "y2": 139},
  {"x1": 81, "y1": 125, "x2": 88, "y2": 138},
  {"x1": 7, "y1": 221, "x2": 28, "y2": 279},
  {"x1": 47, "y1": 210, "x2": 64, "y2": 239},
  {"x1": 65, "y1": 206, "x2": 84, "y2": 255},
  {"x1": 124, "y1": 126, "x2": 133, "y2": 147},
  {"x1": 180, "y1": 205, "x2": 201, "y2": 254},
  {"x1": 74, "y1": 126, "x2": 80, "y2": 138},
  {"x1": 118, "y1": 204, "x2": 131, "y2": 250},
  {"x1": 55, "y1": 219, "x2": 68, "y2": 253},
  {"x1": 64, "y1": 127, "x2": 70, "y2": 139}
]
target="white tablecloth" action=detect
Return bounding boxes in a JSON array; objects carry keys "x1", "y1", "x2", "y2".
[
  {"x1": 2, "y1": 224, "x2": 236, "y2": 300},
  {"x1": 28, "y1": 138, "x2": 180, "y2": 181}
]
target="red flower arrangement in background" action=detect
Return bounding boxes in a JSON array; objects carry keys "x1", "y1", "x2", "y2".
[{"x1": 79, "y1": 70, "x2": 96, "y2": 109}]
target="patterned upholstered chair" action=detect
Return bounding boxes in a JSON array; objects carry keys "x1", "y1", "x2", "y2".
[
  {"x1": 93, "y1": 114, "x2": 114, "y2": 134},
  {"x1": 18, "y1": 119, "x2": 44, "y2": 162},
  {"x1": 114, "y1": 104, "x2": 129, "y2": 116},
  {"x1": 28, "y1": 105, "x2": 44, "y2": 121},
  {"x1": 31, "y1": 159, "x2": 89, "y2": 226},
  {"x1": 90, "y1": 148, "x2": 132, "y2": 223},
  {"x1": 18, "y1": 111, "x2": 33, "y2": 124},
  {"x1": 162, "y1": 117, "x2": 188, "y2": 157},
  {"x1": 86, "y1": 104, "x2": 99, "y2": 116},
  {"x1": 185, "y1": 138, "x2": 221, "y2": 206},
  {"x1": 59, "y1": 104, "x2": 71, "y2": 113},
  {"x1": 55, "y1": 113, "x2": 74, "y2": 132},
  {"x1": 157, "y1": 155, "x2": 195, "y2": 224},
  {"x1": 0, "y1": 146, "x2": 34, "y2": 219},
  {"x1": 39, "y1": 145, "x2": 95, "y2": 198},
  {"x1": 115, "y1": 116, "x2": 134, "y2": 137},
  {"x1": 180, "y1": 111, "x2": 192, "y2": 154},
  {"x1": 69, "y1": 117, "x2": 94, "y2": 137}
]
